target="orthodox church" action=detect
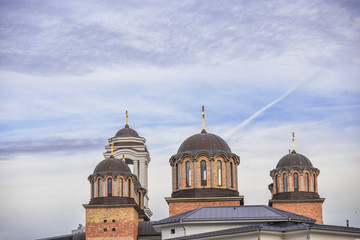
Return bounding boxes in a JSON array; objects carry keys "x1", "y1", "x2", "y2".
[{"x1": 40, "y1": 108, "x2": 360, "y2": 240}]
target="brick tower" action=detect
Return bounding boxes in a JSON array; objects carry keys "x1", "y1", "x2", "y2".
[
  {"x1": 83, "y1": 140, "x2": 148, "y2": 240},
  {"x1": 166, "y1": 106, "x2": 244, "y2": 216},
  {"x1": 268, "y1": 133, "x2": 325, "y2": 224}
]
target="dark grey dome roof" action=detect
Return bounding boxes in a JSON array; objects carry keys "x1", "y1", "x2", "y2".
[
  {"x1": 175, "y1": 129, "x2": 232, "y2": 158},
  {"x1": 94, "y1": 156, "x2": 132, "y2": 174},
  {"x1": 276, "y1": 150, "x2": 313, "y2": 169},
  {"x1": 115, "y1": 124, "x2": 139, "y2": 138}
]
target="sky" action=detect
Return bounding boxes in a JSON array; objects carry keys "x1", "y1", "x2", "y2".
[{"x1": 0, "y1": 0, "x2": 359, "y2": 239}]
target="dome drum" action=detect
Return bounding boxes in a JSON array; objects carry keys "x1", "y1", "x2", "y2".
[
  {"x1": 88, "y1": 155, "x2": 146, "y2": 216},
  {"x1": 271, "y1": 191, "x2": 321, "y2": 201},
  {"x1": 170, "y1": 153, "x2": 239, "y2": 166},
  {"x1": 88, "y1": 196, "x2": 138, "y2": 205},
  {"x1": 170, "y1": 130, "x2": 240, "y2": 199},
  {"x1": 270, "y1": 150, "x2": 321, "y2": 200},
  {"x1": 270, "y1": 167, "x2": 319, "y2": 178},
  {"x1": 171, "y1": 188, "x2": 239, "y2": 198}
]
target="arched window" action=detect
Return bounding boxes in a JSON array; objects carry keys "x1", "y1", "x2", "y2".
[
  {"x1": 107, "y1": 178, "x2": 112, "y2": 197},
  {"x1": 305, "y1": 173, "x2": 309, "y2": 191},
  {"x1": 201, "y1": 160, "x2": 207, "y2": 186},
  {"x1": 217, "y1": 160, "x2": 222, "y2": 186},
  {"x1": 313, "y1": 174, "x2": 316, "y2": 192},
  {"x1": 175, "y1": 163, "x2": 179, "y2": 189},
  {"x1": 119, "y1": 178, "x2": 123, "y2": 197},
  {"x1": 283, "y1": 173, "x2": 287, "y2": 192},
  {"x1": 230, "y1": 162, "x2": 234, "y2": 187},
  {"x1": 275, "y1": 174, "x2": 278, "y2": 193},
  {"x1": 138, "y1": 192, "x2": 142, "y2": 208},
  {"x1": 91, "y1": 181, "x2": 94, "y2": 198},
  {"x1": 128, "y1": 179, "x2": 131, "y2": 197},
  {"x1": 97, "y1": 178, "x2": 101, "y2": 197},
  {"x1": 186, "y1": 161, "x2": 191, "y2": 187},
  {"x1": 294, "y1": 173, "x2": 299, "y2": 191}
]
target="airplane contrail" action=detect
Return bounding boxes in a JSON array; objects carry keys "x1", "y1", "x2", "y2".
[{"x1": 223, "y1": 72, "x2": 320, "y2": 139}]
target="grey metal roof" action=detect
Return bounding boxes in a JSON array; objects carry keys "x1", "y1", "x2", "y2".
[
  {"x1": 154, "y1": 205, "x2": 315, "y2": 225},
  {"x1": 37, "y1": 232, "x2": 85, "y2": 240},
  {"x1": 138, "y1": 221, "x2": 162, "y2": 237},
  {"x1": 167, "y1": 222, "x2": 360, "y2": 240}
]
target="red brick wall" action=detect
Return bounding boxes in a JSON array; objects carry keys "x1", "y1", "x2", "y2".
[
  {"x1": 272, "y1": 202, "x2": 323, "y2": 224},
  {"x1": 173, "y1": 156, "x2": 238, "y2": 192},
  {"x1": 169, "y1": 200, "x2": 242, "y2": 216},
  {"x1": 85, "y1": 206, "x2": 138, "y2": 240}
]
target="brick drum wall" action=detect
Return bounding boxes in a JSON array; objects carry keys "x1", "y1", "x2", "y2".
[
  {"x1": 86, "y1": 206, "x2": 138, "y2": 240},
  {"x1": 272, "y1": 202, "x2": 323, "y2": 224},
  {"x1": 169, "y1": 200, "x2": 242, "y2": 216}
]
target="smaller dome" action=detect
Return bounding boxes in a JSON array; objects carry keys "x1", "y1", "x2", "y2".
[
  {"x1": 115, "y1": 124, "x2": 139, "y2": 138},
  {"x1": 276, "y1": 150, "x2": 313, "y2": 169},
  {"x1": 94, "y1": 156, "x2": 132, "y2": 174}
]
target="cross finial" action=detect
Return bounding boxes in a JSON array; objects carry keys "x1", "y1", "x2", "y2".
[
  {"x1": 110, "y1": 138, "x2": 114, "y2": 156},
  {"x1": 122, "y1": 154, "x2": 125, "y2": 162},
  {"x1": 202, "y1": 105, "x2": 205, "y2": 130},
  {"x1": 125, "y1": 110, "x2": 128, "y2": 125},
  {"x1": 292, "y1": 132, "x2": 295, "y2": 151}
]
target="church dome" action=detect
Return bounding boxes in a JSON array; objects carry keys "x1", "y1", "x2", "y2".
[
  {"x1": 115, "y1": 124, "x2": 139, "y2": 138},
  {"x1": 174, "y1": 129, "x2": 232, "y2": 159},
  {"x1": 94, "y1": 155, "x2": 132, "y2": 174},
  {"x1": 276, "y1": 150, "x2": 313, "y2": 169}
]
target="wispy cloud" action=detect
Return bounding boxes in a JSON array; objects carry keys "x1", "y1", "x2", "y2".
[
  {"x1": 0, "y1": 138, "x2": 104, "y2": 160},
  {"x1": 0, "y1": 1, "x2": 359, "y2": 74}
]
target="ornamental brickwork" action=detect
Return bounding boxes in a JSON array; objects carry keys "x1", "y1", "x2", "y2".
[
  {"x1": 85, "y1": 206, "x2": 138, "y2": 240},
  {"x1": 271, "y1": 201, "x2": 324, "y2": 224}
]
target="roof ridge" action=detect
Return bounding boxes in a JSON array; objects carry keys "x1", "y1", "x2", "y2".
[
  {"x1": 263, "y1": 205, "x2": 287, "y2": 218},
  {"x1": 183, "y1": 207, "x2": 204, "y2": 219}
]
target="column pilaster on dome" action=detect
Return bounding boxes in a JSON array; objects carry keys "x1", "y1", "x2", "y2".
[
  {"x1": 172, "y1": 165, "x2": 175, "y2": 192},
  {"x1": 300, "y1": 174, "x2": 304, "y2": 192},
  {"x1": 310, "y1": 175, "x2": 314, "y2": 192},
  {"x1": 210, "y1": 157, "x2": 214, "y2": 188},
  {"x1": 235, "y1": 162, "x2": 238, "y2": 190},
  {"x1": 178, "y1": 161, "x2": 182, "y2": 189},
  {"x1": 112, "y1": 178, "x2": 117, "y2": 196},
  {"x1": 139, "y1": 160, "x2": 146, "y2": 184},
  {"x1": 193, "y1": 160, "x2": 197, "y2": 187},
  {"x1": 145, "y1": 161, "x2": 149, "y2": 190},
  {"x1": 289, "y1": 172, "x2": 293, "y2": 192},
  {"x1": 133, "y1": 160, "x2": 139, "y2": 177},
  {"x1": 226, "y1": 161, "x2": 230, "y2": 189},
  {"x1": 102, "y1": 178, "x2": 106, "y2": 197}
]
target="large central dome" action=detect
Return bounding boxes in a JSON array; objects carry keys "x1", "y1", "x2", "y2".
[{"x1": 174, "y1": 129, "x2": 233, "y2": 159}]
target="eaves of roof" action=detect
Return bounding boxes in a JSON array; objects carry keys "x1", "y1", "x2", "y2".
[
  {"x1": 165, "y1": 223, "x2": 360, "y2": 240},
  {"x1": 153, "y1": 205, "x2": 315, "y2": 226}
]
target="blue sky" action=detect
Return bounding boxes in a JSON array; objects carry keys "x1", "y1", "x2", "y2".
[{"x1": 0, "y1": 1, "x2": 360, "y2": 239}]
